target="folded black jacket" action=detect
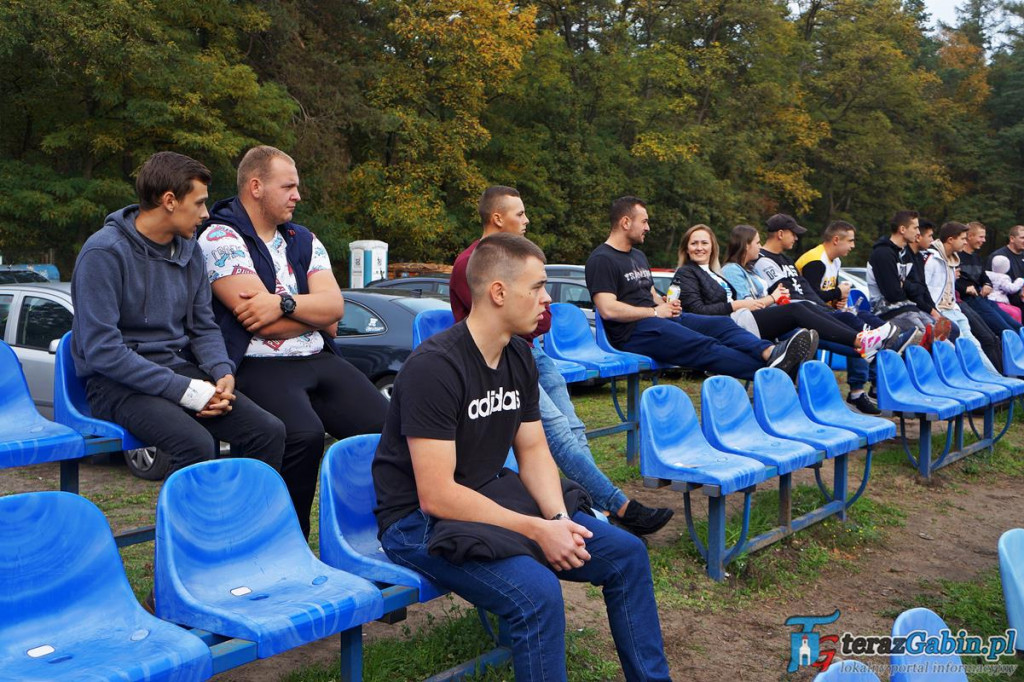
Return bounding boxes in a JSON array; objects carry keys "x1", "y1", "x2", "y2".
[{"x1": 427, "y1": 470, "x2": 593, "y2": 566}]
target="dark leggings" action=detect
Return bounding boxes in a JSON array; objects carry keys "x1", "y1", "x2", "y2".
[
  {"x1": 751, "y1": 303, "x2": 859, "y2": 347},
  {"x1": 235, "y1": 350, "x2": 389, "y2": 538}
]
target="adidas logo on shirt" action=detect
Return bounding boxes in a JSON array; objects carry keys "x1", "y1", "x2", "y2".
[{"x1": 467, "y1": 387, "x2": 520, "y2": 420}]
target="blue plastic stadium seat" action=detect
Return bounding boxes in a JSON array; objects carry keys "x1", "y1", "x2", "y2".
[
  {"x1": 320, "y1": 434, "x2": 445, "y2": 602},
  {"x1": 594, "y1": 313, "x2": 671, "y2": 371},
  {"x1": 890, "y1": 608, "x2": 967, "y2": 682},
  {"x1": 155, "y1": 459, "x2": 385, "y2": 658},
  {"x1": 640, "y1": 384, "x2": 769, "y2": 494},
  {"x1": 814, "y1": 660, "x2": 881, "y2": 681},
  {"x1": 904, "y1": 346, "x2": 988, "y2": 411},
  {"x1": 998, "y1": 528, "x2": 1024, "y2": 654},
  {"x1": 752, "y1": 368, "x2": 862, "y2": 458},
  {"x1": 411, "y1": 309, "x2": 455, "y2": 349},
  {"x1": 700, "y1": 375, "x2": 821, "y2": 474},
  {"x1": 798, "y1": 361, "x2": 896, "y2": 445},
  {"x1": 1002, "y1": 330, "x2": 1024, "y2": 377},
  {"x1": 54, "y1": 332, "x2": 146, "y2": 449},
  {"x1": 531, "y1": 338, "x2": 590, "y2": 384},
  {"x1": 544, "y1": 303, "x2": 639, "y2": 378},
  {"x1": 876, "y1": 350, "x2": 962, "y2": 419},
  {"x1": 956, "y1": 338, "x2": 1024, "y2": 397},
  {"x1": 931, "y1": 340, "x2": 1012, "y2": 403},
  {"x1": 0, "y1": 491, "x2": 212, "y2": 681},
  {"x1": 0, "y1": 340, "x2": 85, "y2": 468},
  {"x1": 847, "y1": 289, "x2": 871, "y2": 313}
]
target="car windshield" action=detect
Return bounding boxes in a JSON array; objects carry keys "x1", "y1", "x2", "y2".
[
  {"x1": 393, "y1": 298, "x2": 451, "y2": 314},
  {"x1": 0, "y1": 271, "x2": 48, "y2": 284}
]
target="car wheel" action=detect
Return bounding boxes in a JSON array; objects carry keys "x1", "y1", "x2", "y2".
[
  {"x1": 374, "y1": 375, "x2": 396, "y2": 400},
  {"x1": 124, "y1": 446, "x2": 171, "y2": 481}
]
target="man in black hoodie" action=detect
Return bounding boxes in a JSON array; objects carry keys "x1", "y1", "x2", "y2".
[
  {"x1": 198, "y1": 146, "x2": 388, "y2": 537},
  {"x1": 866, "y1": 212, "x2": 955, "y2": 346}
]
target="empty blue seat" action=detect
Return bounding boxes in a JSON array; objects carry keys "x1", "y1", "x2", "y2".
[
  {"x1": 54, "y1": 332, "x2": 146, "y2": 450},
  {"x1": 700, "y1": 375, "x2": 821, "y2": 474},
  {"x1": 876, "y1": 350, "x2": 962, "y2": 420},
  {"x1": 798, "y1": 362, "x2": 896, "y2": 444},
  {"x1": 532, "y1": 338, "x2": 590, "y2": 383},
  {"x1": 0, "y1": 491, "x2": 212, "y2": 681},
  {"x1": 594, "y1": 313, "x2": 672, "y2": 371},
  {"x1": 998, "y1": 528, "x2": 1024, "y2": 655},
  {"x1": 904, "y1": 346, "x2": 987, "y2": 411},
  {"x1": 814, "y1": 660, "x2": 881, "y2": 681},
  {"x1": 320, "y1": 434, "x2": 445, "y2": 602},
  {"x1": 752, "y1": 368, "x2": 862, "y2": 458},
  {"x1": 931, "y1": 340, "x2": 1011, "y2": 403},
  {"x1": 890, "y1": 608, "x2": 967, "y2": 681},
  {"x1": 411, "y1": 309, "x2": 455, "y2": 349},
  {"x1": 155, "y1": 459, "x2": 384, "y2": 658},
  {"x1": 0, "y1": 340, "x2": 85, "y2": 469},
  {"x1": 847, "y1": 289, "x2": 871, "y2": 313},
  {"x1": 1002, "y1": 330, "x2": 1024, "y2": 377},
  {"x1": 956, "y1": 338, "x2": 1024, "y2": 397},
  {"x1": 640, "y1": 385, "x2": 769, "y2": 494},
  {"x1": 544, "y1": 304, "x2": 639, "y2": 378}
]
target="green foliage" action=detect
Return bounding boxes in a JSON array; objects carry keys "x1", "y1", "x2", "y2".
[{"x1": 5, "y1": 0, "x2": 1024, "y2": 270}]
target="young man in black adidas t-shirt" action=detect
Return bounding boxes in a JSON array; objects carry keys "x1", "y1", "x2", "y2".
[
  {"x1": 585, "y1": 197, "x2": 816, "y2": 380},
  {"x1": 373, "y1": 234, "x2": 670, "y2": 681}
]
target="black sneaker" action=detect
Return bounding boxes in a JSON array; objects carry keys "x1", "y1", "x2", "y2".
[
  {"x1": 847, "y1": 392, "x2": 881, "y2": 415},
  {"x1": 611, "y1": 501, "x2": 675, "y2": 537},
  {"x1": 886, "y1": 328, "x2": 923, "y2": 355},
  {"x1": 767, "y1": 329, "x2": 818, "y2": 379}
]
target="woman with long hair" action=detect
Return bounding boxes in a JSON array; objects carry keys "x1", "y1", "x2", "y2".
[{"x1": 672, "y1": 224, "x2": 890, "y2": 359}]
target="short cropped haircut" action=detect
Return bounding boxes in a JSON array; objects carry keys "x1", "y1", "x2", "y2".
[
  {"x1": 610, "y1": 196, "x2": 646, "y2": 229},
  {"x1": 1010, "y1": 225, "x2": 1024, "y2": 239},
  {"x1": 939, "y1": 221, "x2": 969, "y2": 243},
  {"x1": 823, "y1": 220, "x2": 855, "y2": 242},
  {"x1": 890, "y1": 210, "x2": 920, "y2": 233},
  {"x1": 237, "y1": 145, "x2": 295, "y2": 194},
  {"x1": 466, "y1": 233, "x2": 546, "y2": 300},
  {"x1": 478, "y1": 186, "x2": 521, "y2": 225},
  {"x1": 136, "y1": 152, "x2": 211, "y2": 211},
  {"x1": 967, "y1": 221, "x2": 986, "y2": 234}
]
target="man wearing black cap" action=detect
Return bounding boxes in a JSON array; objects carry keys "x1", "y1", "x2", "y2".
[{"x1": 752, "y1": 213, "x2": 909, "y2": 414}]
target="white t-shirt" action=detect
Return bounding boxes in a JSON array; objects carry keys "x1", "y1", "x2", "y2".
[{"x1": 199, "y1": 224, "x2": 332, "y2": 357}]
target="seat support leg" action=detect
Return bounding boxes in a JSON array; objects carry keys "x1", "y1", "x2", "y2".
[
  {"x1": 833, "y1": 454, "x2": 849, "y2": 522},
  {"x1": 706, "y1": 495, "x2": 727, "y2": 582},
  {"x1": 339, "y1": 626, "x2": 362, "y2": 682},
  {"x1": 59, "y1": 459, "x2": 79, "y2": 494},
  {"x1": 778, "y1": 474, "x2": 792, "y2": 530}
]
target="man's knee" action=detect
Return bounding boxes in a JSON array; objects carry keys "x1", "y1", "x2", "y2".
[
  {"x1": 512, "y1": 570, "x2": 565, "y2": 628},
  {"x1": 248, "y1": 415, "x2": 287, "y2": 470}
]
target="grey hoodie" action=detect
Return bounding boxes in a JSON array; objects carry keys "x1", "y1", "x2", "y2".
[
  {"x1": 923, "y1": 239, "x2": 960, "y2": 312},
  {"x1": 70, "y1": 205, "x2": 233, "y2": 402}
]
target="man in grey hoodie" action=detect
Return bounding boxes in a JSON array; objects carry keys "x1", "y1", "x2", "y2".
[{"x1": 70, "y1": 151, "x2": 286, "y2": 477}]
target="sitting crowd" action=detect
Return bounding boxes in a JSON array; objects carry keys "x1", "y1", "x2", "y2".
[{"x1": 66, "y1": 148, "x2": 1024, "y2": 681}]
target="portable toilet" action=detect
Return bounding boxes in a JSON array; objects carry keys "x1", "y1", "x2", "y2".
[{"x1": 348, "y1": 240, "x2": 389, "y2": 288}]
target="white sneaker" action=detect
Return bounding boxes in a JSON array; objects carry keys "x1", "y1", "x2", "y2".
[{"x1": 858, "y1": 329, "x2": 886, "y2": 362}]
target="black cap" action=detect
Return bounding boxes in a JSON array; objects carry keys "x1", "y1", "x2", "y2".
[
  {"x1": 939, "y1": 221, "x2": 968, "y2": 242},
  {"x1": 765, "y1": 213, "x2": 807, "y2": 235}
]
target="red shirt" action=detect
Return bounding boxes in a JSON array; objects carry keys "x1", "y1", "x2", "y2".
[{"x1": 451, "y1": 239, "x2": 552, "y2": 341}]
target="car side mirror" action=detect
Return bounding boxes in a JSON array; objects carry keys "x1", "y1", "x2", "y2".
[{"x1": 48, "y1": 339, "x2": 59, "y2": 354}]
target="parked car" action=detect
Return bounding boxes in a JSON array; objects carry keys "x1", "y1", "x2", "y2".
[
  {"x1": 0, "y1": 270, "x2": 49, "y2": 284},
  {"x1": 367, "y1": 276, "x2": 450, "y2": 298},
  {"x1": 544, "y1": 277, "x2": 596, "y2": 324},
  {"x1": 332, "y1": 289, "x2": 450, "y2": 398},
  {"x1": 545, "y1": 264, "x2": 586, "y2": 279}
]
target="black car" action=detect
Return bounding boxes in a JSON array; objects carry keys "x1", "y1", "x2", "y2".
[
  {"x1": 333, "y1": 288, "x2": 451, "y2": 398},
  {"x1": 366, "y1": 276, "x2": 450, "y2": 299}
]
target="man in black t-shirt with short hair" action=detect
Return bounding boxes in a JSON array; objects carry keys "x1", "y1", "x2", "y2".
[
  {"x1": 586, "y1": 197, "x2": 816, "y2": 380},
  {"x1": 373, "y1": 233, "x2": 671, "y2": 681}
]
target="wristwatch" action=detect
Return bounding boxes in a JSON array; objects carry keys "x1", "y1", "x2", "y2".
[
  {"x1": 550, "y1": 512, "x2": 569, "y2": 522},
  {"x1": 279, "y1": 293, "x2": 297, "y2": 316}
]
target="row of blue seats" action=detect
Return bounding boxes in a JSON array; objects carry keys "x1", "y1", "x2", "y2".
[
  {"x1": 875, "y1": 339, "x2": 1024, "y2": 478},
  {"x1": 1, "y1": 435, "x2": 510, "y2": 681},
  {"x1": 639, "y1": 362, "x2": 895, "y2": 581},
  {"x1": 816, "y1": 525, "x2": 1024, "y2": 680}
]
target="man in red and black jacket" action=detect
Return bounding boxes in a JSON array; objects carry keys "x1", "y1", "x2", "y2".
[{"x1": 450, "y1": 186, "x2": 672, "y2": 536}]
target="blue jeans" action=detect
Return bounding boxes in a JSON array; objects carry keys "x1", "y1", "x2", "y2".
[
  {"x1": 381, "y1": 509, "x2": 671, "y2": 682},
  {"x1": 622, "y1": 315, "x2": 771, "y2": 380},
  {"x1": 532, "y1": 349, "x2": 628, "y2": 513},
  {"x1": 963, "y1": 295, "x2": 1021, "y2": 333}
]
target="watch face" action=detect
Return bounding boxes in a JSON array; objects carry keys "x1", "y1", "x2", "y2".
[{"x1": 281, "y1": 295, "x2": 296, "y2": 314}]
